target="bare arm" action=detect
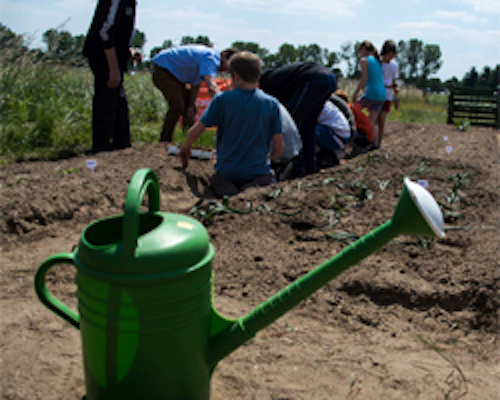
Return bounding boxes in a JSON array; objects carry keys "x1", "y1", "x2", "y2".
[
  {"x1": 352, "y1": 57, "x2": 368, "y2": 102},
  {"x1": 179, "y1": 121, "x2": 206, "y2": 168},
  {"x1": 270, "y1": 133, "x2": 285, "y2": 161},
  {"x1": 104, "y1": 47, "x2": 121, "y2": 89},
  {"x1": 203, "y1": 75, "x2": 220, "y2": 97}
]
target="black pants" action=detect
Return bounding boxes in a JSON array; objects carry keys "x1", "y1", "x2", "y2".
[
  {"x1": 89, "y1": 59, "x2": 131, "y2": 153},
  {"x1": 288, "y1": 73, "x2": 337, "y2": 174}
]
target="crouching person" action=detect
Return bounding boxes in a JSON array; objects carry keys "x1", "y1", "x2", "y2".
[
  {"x1": 272, "y1": 103, "x2": 302, "y2": 181},
  {"x1": 334, "y1": 90, "x2": 376, "y2": 157},
  {"x1": 314, "y1": 97, "x2": 352, "y2": 168},
  {"x1": 179, "y1": 51, "x2": 284, "y2": 197}
]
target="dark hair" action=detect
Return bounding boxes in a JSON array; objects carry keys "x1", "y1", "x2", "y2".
[
  {"x1": 229, "y1": 51, "x2": 262, "y2": 82},
  {"x1": 222, "y1": 47, "x2": 240, "y2": 61},
  {"x1": 381, "y1": 40, "x2": 397, "y2": 56},
  {"x1": 358, "y1": 40, "x2": 380, "y2": 62}
]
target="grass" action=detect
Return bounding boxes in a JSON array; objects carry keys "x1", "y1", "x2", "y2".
[
  {"x1": 0, "y1": 62, "x2": 446, "y2": 163},
  {"x1": 390, "y1": 93, "x2": 448, "y2": 124},
  {"x1": 340, "y1": 78, "x2": 448, "y2": 124}
]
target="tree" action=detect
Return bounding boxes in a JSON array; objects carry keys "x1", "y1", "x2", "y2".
[
  {"x1": 463, "y1": 67, "x2": 479, "y2": 87},
  {"x1": 274, "y1": 43, "x2": 297, "y2": 66},
  {"x1": 325, "y1": 51, "x2": 339, "y2": 69},
  {"x1": 231, "y1": 41, "x2": 269, "y2": 60},
  {"x1": 296, "y1": 44, "x2": 323, "y2": 64},
  {"x1": 405, "y1": 38, "x2": 423, "y2": 82},
  {"x1": 150, "y1": 39, "x2": 173, "y2": 59},
  {"x1": 339, "y1": 41, "x2": 358, "y2": 78},
  {"x1": 180, "y1": 35, "x2": 212, "y2": 47},
  {"x1": 397, "y1": 38, "x2": 442, "y2": 85},
  {"x1": 42, "y1": 29, "x2": 59, "y2": 53},
  {"x1": 0, "y1": 23, "x2": 30, "y2": 62},
  {"x1": 41, "y1": 28, "x2": 85, "y2": 64},
  {"x1": 421, "y1": 44, "x2": 442, "y2": 81},
  {"x1": 131, "y1": 29, "x2": 146, "y2": 49}
]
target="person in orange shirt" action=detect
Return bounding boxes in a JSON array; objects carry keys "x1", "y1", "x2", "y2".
[{"x1": 334, "y1": 90, "x2": 375, "y2": 156}]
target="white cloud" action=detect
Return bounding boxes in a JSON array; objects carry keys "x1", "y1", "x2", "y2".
[
  {"x1": 394, "y1": 20, "x2": 500, "y2": 46},
  {"x1": 222, "y1": 0, "x2": 365, "y2": 18},
  {"x1": 430, "y1": 10, "x2": 486, "y2": 24},
  {"x1": 458, "y1": 0, "x2": 500, "y2": 14}
]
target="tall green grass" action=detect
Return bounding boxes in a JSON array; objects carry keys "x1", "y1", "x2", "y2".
[
  {"x1": 390, "y1": 91, "x2": 448, "y2": 124},
  {"x1": 339, "y1": 78, "x2": 448, "y2": 124},
  {"x1": 0, "y1": 64, "x2": 445, "y2": 163}
]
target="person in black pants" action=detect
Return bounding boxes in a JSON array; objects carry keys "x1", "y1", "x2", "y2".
[
  {"x1": 83, "y1": 0, "x2": 139, "y2": 153},
  {"x1": 260, "y1": 63, "x2": 337, "y2": 175}
]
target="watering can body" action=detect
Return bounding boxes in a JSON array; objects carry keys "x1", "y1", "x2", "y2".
[
  {"x1": 35, "y1": 168, "x2": 444, "y2": 399},
  {"x1": 35, "y1": 169, "x2": 218, "y2": 399}
]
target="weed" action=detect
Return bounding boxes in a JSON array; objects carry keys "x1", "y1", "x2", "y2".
[
  {"x1": 453, "y1": 118, "x2": 470, "y2": 132},
  {"x1": 412, "y1": 333, "x2": 468, "y2": 399}
]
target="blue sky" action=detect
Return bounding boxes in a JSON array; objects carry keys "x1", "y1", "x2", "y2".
[{"x1": 2, "y1": 0, "x2": 499, "y2": 81}]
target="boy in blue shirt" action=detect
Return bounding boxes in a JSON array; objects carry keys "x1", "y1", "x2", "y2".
[{"x1": 179, "y1": 51, "x2": 284, "y2": 197}]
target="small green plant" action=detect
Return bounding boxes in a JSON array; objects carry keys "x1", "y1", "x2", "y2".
[
  {"x1": 409, "y1": 160, "x2": 432, "y2": 177},
  {"x1": 453, "y1": 118, "x2": 470, "y2": 132}
]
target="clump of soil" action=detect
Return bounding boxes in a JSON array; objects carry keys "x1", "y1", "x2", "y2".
[{"x1": 1, "y1": 122, "x2": 498, "y2": 399}]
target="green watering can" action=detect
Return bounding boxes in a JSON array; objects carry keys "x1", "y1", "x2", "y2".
[{"x1": 35, "y1": 168, "x2": 444, "y2": 399}]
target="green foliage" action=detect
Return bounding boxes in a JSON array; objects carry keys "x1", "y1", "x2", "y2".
[
  {"x1": 41, "y1": 28, "x2": 86, "y2": 66},
  {"x1": 180, "y1": 35, "x2": 212, "y2": 47},
  {"x1": 388, "y1": 93, "x2": 448, "y2": 124},
  {"x1": 453, "y1": 118, "x2": 470, "y2": 132},
  {"x1": 0, "y1": 56, "x2": 92, "y2": 160},
  {"x1": 0, "y1": 51, "x2": 214, "y2": 162},
  {"x1": 231, "y1": 41, "x2": 269, "y2": 60},
  {"x1": 131, "y1": 29, "x2": 146, "y2": 49}
]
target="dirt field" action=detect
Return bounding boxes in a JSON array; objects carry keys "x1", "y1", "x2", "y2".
[{"x1": 1, "y1": 121, "x2": 499, "y2": 399}]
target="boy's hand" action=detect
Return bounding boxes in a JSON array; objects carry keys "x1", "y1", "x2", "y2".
[{"x1": 179, "y1": 145, "x2": 191, "y2": 168}]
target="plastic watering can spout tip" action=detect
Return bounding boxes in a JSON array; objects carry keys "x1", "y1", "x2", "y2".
[{"x1": 392, "y1": 177, "x2": 445, "y2": 238}]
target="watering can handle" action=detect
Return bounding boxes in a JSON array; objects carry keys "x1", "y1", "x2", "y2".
[
  {"x1": 34, "y1": 252, "x2": 80, "y2": 329},
  {"x1": 123, "y1": 168, "x2": 160, "y2": 260}
]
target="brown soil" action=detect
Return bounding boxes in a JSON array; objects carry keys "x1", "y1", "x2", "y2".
[{"x1": 1, "y1": 122, "x2": 499, "y2": 399}]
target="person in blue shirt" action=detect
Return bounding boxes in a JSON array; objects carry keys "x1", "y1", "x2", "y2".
[
  {"x1": 352, "y1": 40, "x2": 386, "y2": 148},
  {"x1": 151, "y1": 45, "x2": 239, "y2": 142},
  {"x1": 179, "y1": 51, "x2": 284, "y2": 197}
]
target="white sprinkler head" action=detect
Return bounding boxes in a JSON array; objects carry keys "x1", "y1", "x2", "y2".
[{"x1": 403, "y1": 177, "x2": 445, "y2": 238}]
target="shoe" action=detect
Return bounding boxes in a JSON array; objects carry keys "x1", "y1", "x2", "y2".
[{"x1": 277, "y1": 161, "x2": 295, "y2": 181}]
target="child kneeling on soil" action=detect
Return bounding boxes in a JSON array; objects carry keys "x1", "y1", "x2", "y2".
[
  {"x1": 179, "y1": 51, "x2": 284, "y2": 197},
  {"x1": 314, "y1": 95, "x2": 352, "y2": 168},
  {"x1": 334, "y1": 90, "x2": 375, "y2": 157}
]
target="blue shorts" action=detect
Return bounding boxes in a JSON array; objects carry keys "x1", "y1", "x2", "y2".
[
  {"x1": 314, "y1": 124, "x2": 348, "y2": 152},
  {"x1": 358, "y1": 96, "x2": 384, "y2": 113}
]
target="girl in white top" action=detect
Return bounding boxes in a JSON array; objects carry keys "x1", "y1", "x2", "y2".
[{"x1": 378, "y1": 40, "x2": 399, "y2": 148}]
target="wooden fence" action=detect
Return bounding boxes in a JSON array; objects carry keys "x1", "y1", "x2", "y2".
[{"x1": 447, "y1": 87, "x2": 499, "y2": 128}]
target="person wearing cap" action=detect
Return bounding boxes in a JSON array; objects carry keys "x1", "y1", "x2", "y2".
[{"x1": 151, "y1": 45, "x2": 239, "y2": 142}]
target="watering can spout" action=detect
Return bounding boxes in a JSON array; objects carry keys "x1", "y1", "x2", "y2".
[{"x1": 208, "y1": 177, "x2": 444, "y2": 366}]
